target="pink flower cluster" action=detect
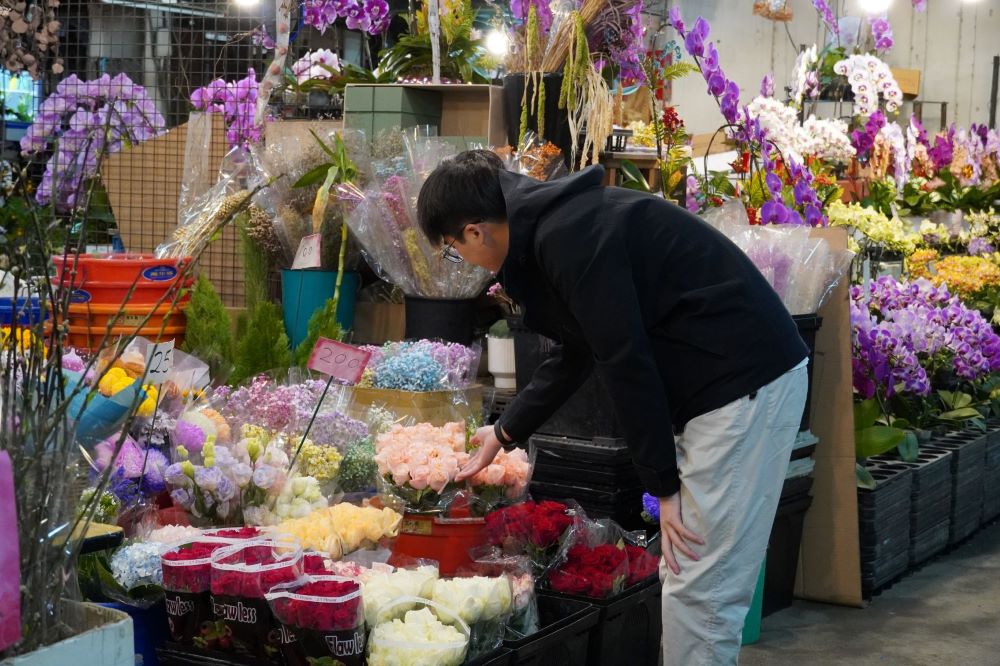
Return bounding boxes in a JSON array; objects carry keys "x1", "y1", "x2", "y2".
[
  {"x1": 374, "y1": 422, "x2": 469, "y2": 494},
  {"x1": 470, "y1": 448, "x2": 532, "y2": 500}
]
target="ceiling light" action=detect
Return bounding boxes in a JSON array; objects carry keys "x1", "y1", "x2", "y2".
[{"x1": 485, "y1": 30, "x2": 509, "y2": 58}]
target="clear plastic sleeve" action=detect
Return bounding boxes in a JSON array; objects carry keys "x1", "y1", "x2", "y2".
[
  {"x1": 361, "y1": 562, "x2": 440, "y2": 627},
  {"x1": 366, "y1": 597, "x2": 469, "y2": 666},
  {"x1": 460, "y1": 552, "x2": 540, "y2": 639},
  {"x1": 373, "y1": 421, "x2": 471, "y2": 513},
  {"x1": 265, "y1": 574, "x2": 366, "y2": 665},
  {"x1": 266, "y1": 497, "x2": 403, "y2": 561},
  {"x1": 493, "y1": 131, "x2": 569, "y2": 182},
  {"x1": 465, "y1": 440, "x2": 535, "y2": 517},
  {"x1": 482, "y1": 499, "x2": 582, "y2": 578},
  {"x1": 429, "y1": 574, "x2": 513, "y2": 658}
]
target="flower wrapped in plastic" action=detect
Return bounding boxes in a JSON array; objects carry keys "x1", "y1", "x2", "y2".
[
  {"x1": 269, "y1": 501, "x2": 403, "y2": 560},
  {"x1": 161, "y1": 536, "x2": 242, "y2": 646},
  {"x1": 366, "y1": 601, "x2": 469, "y2": 666},
  {"x1": 337, "y1": 137, "x2": 494, "y2": 298},
  {"x1": 461, "y1": 552, "x2": 540, "y2": 640},
  {"x1": 373, "y1": 422, "x2": 470, "y2": 512},
  {"x1": 209, "y1": 540, "x2": 304, "y2": 661},
  {"x1": 266, "y1": 575, "x2": 366, "y2": 666},
  {"x1": 492, "y1": 131, "x2": 568, "y2": 182},
  {"x1": 361, "y1": 563, "x2": 439, "y2": 627},
  {"x1": 483, "y1": 500, "x2": 579, "y2": 577},
  {"x1": 359, "y1": 340, "x2": 480, "y2": 391},
  {"x1": 466, "y1": 445, "x2": 534, "y2": 517},
  {"x1": 430, "y1": 575, "x2": 513, "y2": 657}
]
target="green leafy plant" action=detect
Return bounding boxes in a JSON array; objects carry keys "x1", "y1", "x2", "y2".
[
  {"x1": 294, "y1": 296, "x2": 343, "y2": 366},
  {"x1": 936, "y1": 390, "x2": 986, "y2": 431},
  {"x1": 231, "y1": 301, "x2": 292, "y2": 385},
  {"x1": 181, "y1": 276, "x2": 233, "y2": 380},
  {"x1": 855, "y1": 397, "x2": 910, "y2": 460},
  {"x1": 488, "y1": 319, "x2": 511, "y2": 338}
]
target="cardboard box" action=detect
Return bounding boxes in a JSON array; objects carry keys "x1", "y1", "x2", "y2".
[
  {"x1": 346, "y1": 385, "x2": 483, "y2": 426},
  {"x1": 1, "y1": 601, "x2": 133, "y2": 666},
  {"x1": 353, "y1": 302, "x2": 405, "y2": 345}
]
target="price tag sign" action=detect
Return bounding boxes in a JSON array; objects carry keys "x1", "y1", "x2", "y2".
[
  {"x1": 291, "y1": 234, "x2": 322, "y2": 270},
  {"x1": 144, "y1": 339, "x2": 175, "y2": 385},
  {"x1": 307, "y1": 337, "x2": 371, "y2": 384}
]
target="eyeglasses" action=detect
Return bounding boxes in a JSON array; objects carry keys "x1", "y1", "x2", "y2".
[{"x1": 441, "y1": 237, "x2": 464, "y2": 263}]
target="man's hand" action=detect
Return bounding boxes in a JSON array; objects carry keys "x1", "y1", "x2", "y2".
[
  {"x1": 660, "y1": 493, "x2": 705, "y2": 575},
  {"x1": 455, "y1": 426, "x2": 503, "y2": 482}
]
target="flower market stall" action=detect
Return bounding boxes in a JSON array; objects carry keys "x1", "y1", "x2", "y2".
[{"x1": 2, "y1": 0, "x2": 1000, "y2": 663}]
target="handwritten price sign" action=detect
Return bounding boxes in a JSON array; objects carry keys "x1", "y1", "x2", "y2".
[
  {"x1": 307, "y1": 338, "x2": 370, "y2": 384},
  {"x1": 291, "y1": 234, "x2": 322, "y2": 269},
  {"x1": 144, "y1": 339, "x2": 174, "y2": 385}
]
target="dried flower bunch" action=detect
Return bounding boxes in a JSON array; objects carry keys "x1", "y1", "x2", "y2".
[{"x1": 0, "y1": 0, "x2": 63, "y2": 77}]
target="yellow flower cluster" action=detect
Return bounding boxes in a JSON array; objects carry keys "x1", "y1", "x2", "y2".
[
  {"x1": 827, "y1": 200, "x2": 919, "y2": 255},
  {"x1": 97, "y1": 367, "x2": 158, "y2": 415},
  {"x1": 906, "y1": 249, "x2": 939, "y2": 279},
  {"x1": 907, "y1": 249, "x2": 1000, "y2": 297},
  {"x1": 297, "y1": 441, "x2": 343, "y2": 481},
  {"x1": 0, "y1": 327, "x2": 43, "y2": 355},
  {"x1": 966, "y1": 209, "x2": 1000, "y2": 240},
  {"x1": 272, "y1": 502, "x2": 402, "y2": 559},
  {"x1": 626, "y1": 121, "x2": 658, "y2": 149}
]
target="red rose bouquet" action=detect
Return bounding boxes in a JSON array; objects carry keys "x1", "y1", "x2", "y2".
[
  {"x1": 203, "y1": 526, "x2": 262, "y2": 540},
  {"x1": 625, "y1": 544, "x2": 659, "y2": 587},
  {"x1": 266, "y1": 575, "x2": 366, "y2": 666},
  {"x1": 483, "y1": 501, "x2": 577, "y2": 576},
  {"x1": 209, "y1": 540, "x2": 303, "y2": 662},
  {"x1": 548, "y1": 543, "x2": 629, "y2": 599},
  {"x1": 161, "y1": 537, "x2": 237, "y2": 646}
]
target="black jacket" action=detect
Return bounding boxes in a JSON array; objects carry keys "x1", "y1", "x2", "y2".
[{"x1": 495, "y1": 166, "x2": 808, "y2": 498}]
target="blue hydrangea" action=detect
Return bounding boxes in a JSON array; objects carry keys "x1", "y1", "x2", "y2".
[{"x1": 374, "y1": 350, "x2": 443, "y2": 391}]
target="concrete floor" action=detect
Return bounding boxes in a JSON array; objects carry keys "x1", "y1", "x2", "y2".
[{"x1": 741, "y1": 522, "x2": 1000, "y2": 666}]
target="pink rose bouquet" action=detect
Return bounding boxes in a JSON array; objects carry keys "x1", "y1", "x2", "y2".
[
  {"x1": 467, "y1": 447, "x2": 533, "y2": 517},
  {"x1": 374, "y1": 422, "x2": 470, "y2": 512}
]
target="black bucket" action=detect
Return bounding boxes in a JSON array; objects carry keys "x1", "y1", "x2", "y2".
[
  {"x1": 793, "y1": 314, "x2": 823, "y2": 432},
  {"x1": 502, "y1": 73, "x2": 573, "y2": 168},
  {"x1": 403, "y1": 295, "x2": 478, "y2": 344}
]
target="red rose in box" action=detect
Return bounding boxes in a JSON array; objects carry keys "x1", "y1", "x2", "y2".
[
  {"x1": 484, "y1": 501, "x2": 576, "y2": 576},
  {"x1": 210, "y1": 540, "x2": 303, "y2": 663},
  {"x1": 266, "y1": 576, "x2": 366, "y2": 666},
  {"x1": 625, "y1": 544, "x2": 659, "y2": 587},
  {"x1": 548, "y1": 543, "x2": 629, "y2": 599},
  {"x1": 161, "y1": 537, "x2": 236, "y2": 646}
]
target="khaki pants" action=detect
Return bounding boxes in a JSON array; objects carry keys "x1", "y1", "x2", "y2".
[{"x1": 661, "y1": 361, "x2": 808, "y2": 666}]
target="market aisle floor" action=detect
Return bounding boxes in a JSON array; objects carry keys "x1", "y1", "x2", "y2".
[{"x1": 741, "y1": 521, "x2": 1000, "y2": 665}]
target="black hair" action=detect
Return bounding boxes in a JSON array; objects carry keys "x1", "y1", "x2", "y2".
[{"x1": 417, "y1": 149, "x2": 507, "y2": 245}]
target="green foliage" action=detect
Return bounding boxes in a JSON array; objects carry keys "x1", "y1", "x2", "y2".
[
  {"x1": 488, "y1": 318, "x2": 511, "y2": 338},
  {"x1": 661, "y1": 62, "x2": 699, "y2": 81},
  {"x1": 181, "y1": 275, "x2": 233, "y2": 380},
  {"x1": 619, "y1": 160, "x2": 652, "y2": 193},
  {"x1": 936, "y1": 390, "x2": 986, "y2": 430},
  {"x1": 856, "y1": 463, "x2": 877, "y2": 490},
  {"x1": 854, "y1": 398, "x2": 907, "y2": 460},
  {"x1": 861, "y1": 178, "x2": 897, "y2": 219},
  {"x1": 339, "y1": 438, "x2": 377, "y2": 492},
  {"x1": 285, "y1": 62, "x2": 378, "y2": 95},
  {"x1": 231, "y1": 301, "x2": 292, "y2": 385},
  {"x1": 293, "y1": 296, "x2": 343, "y2": 366}
]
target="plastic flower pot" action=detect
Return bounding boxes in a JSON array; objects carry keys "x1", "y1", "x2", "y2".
[
  {"x1": 487, "y1": 336, "x2": 516, "y2": 390},
  {"x1": 280, "y1": 269, "x2": 359, "y2": 349}
]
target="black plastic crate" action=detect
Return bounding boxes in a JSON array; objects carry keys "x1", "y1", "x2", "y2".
[
  {"x1": 505, "y1": 595, "x2": 600, "y2": 666},
  {"x1": 909, "y1": 520, "x2": 951, "y2": 565},
  {"x1": 793, "y1": 314, "x2": 822, "y2": 432},
  {"x1": 157, "y1": 643, "x2": 261, "y2": 666},
  {"x1": 468, "y1": 648, "x2": 514, "y2": 666},
  {"x1": 530, "y1": 483, "x2": 646, "y2": 530},
  {"x1": 541, "y1": 578, "x2": 661, "y2": 666},
  {"x1": 530, "y1": 434, "x2": 639, "y2": 491}
]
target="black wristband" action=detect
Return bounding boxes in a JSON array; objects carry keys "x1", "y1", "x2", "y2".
[{"x1": 494, "y1": 421, "x2": 517, "y2": 450}]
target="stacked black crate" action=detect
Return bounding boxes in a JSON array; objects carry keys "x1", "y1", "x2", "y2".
[
  {"x1": 982, "y1": 425, "x2": 1000, "y2": 524},
  {"x1": 858, "y1": 461, "x2": 913, "y2": 597},
  {"x1": 928, "y1": 431, "x2": 987, "y2": 544},
  {"x1": 873, "y1": 448, "x2": 953, "y2": 566}
]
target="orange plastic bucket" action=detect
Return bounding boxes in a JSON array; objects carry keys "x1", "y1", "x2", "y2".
[
  {"x1": 60, "y1": 279, "x2": 192, "y2": 306},
  {"x1": 64, "y1": 302, "x2": 187, "y2": 329},
  {"x1": 52, "y1": 254, "x2": 191, "y2": 286},
  {"x1": 389, "y1": 513, "x2": 487, "y2": 576},
  {"x1": 59, "y1": 324, "x2": 186, "y2": 352}
]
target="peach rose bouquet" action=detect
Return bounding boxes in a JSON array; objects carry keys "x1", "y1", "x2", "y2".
[
  {"x1": 374, "y1": 422, "x2": 470, "y2": 512},
  {"x1": 467, "y1": 447, "x2": 533, "y2": 516}
]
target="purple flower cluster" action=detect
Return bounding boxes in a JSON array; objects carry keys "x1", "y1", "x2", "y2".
[
  {"x1": 851, "y1": 110, "x2": 886, "y2": 162},
  {"x1": 302, "y1": 0, "x2": 390, "y2": 36},
  {"x1": 852, "y1": 276, "x2": 1000, "y2": 399},
  {"x1": 968, "y1": 238, "x2": 995, "y2": 257},
  {"x1": 812, "y1": 0, "x2": 840, "y2": 36},
  {"x1": 511, "y1": 0, "x2": 553, "y2": 34},
  {"x1": 760, "y1": 73, "x2": 775, "y2": 98},
  {"x1": 928, "y1": 127, "x2": 955, "y2": 171},
  {"x1": 670, "y1": 12, "x2": 740, "y2": 124},
  {"x1": 641, "y1": 492, "x2": 660, "y2": 522},
  {"x1": 19, "y1": 73, "x2": 165, "y2": 211},
  {"x1": 870, "y1": 17, "x2": 894, "y2": 52},
  {"x1": 590, "y1": 1, "x2": 646, "y2": 82},
  {"x1": 190, "y1": 69, "x2": 263, "y2": 149}
]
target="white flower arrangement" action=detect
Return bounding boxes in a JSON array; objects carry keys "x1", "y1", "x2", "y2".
[
  {"x1": 833, "y1": 54, "x2": 903, "y2": 117},
  {"x1": 368, "y1": 608, "x2": 467, "y2": 666},
  {"x1": 790, "y1": 45, "x2": 819, "y2": 107},
  {"x1": 291, "y1": 49, "x2": 341, "y2": 84},
  {"x1": 800, "y1": 116, "x2": 856, "y2": 165},
  {"x1": 429, "y1": 576, "x2": 513, "y2": 626},
  {"x1": 879, "y1": 122, "x2": 909, "y2": 188},
  {"x1": 746, "y1": 97, "x2": 855, "y2": 165}
]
